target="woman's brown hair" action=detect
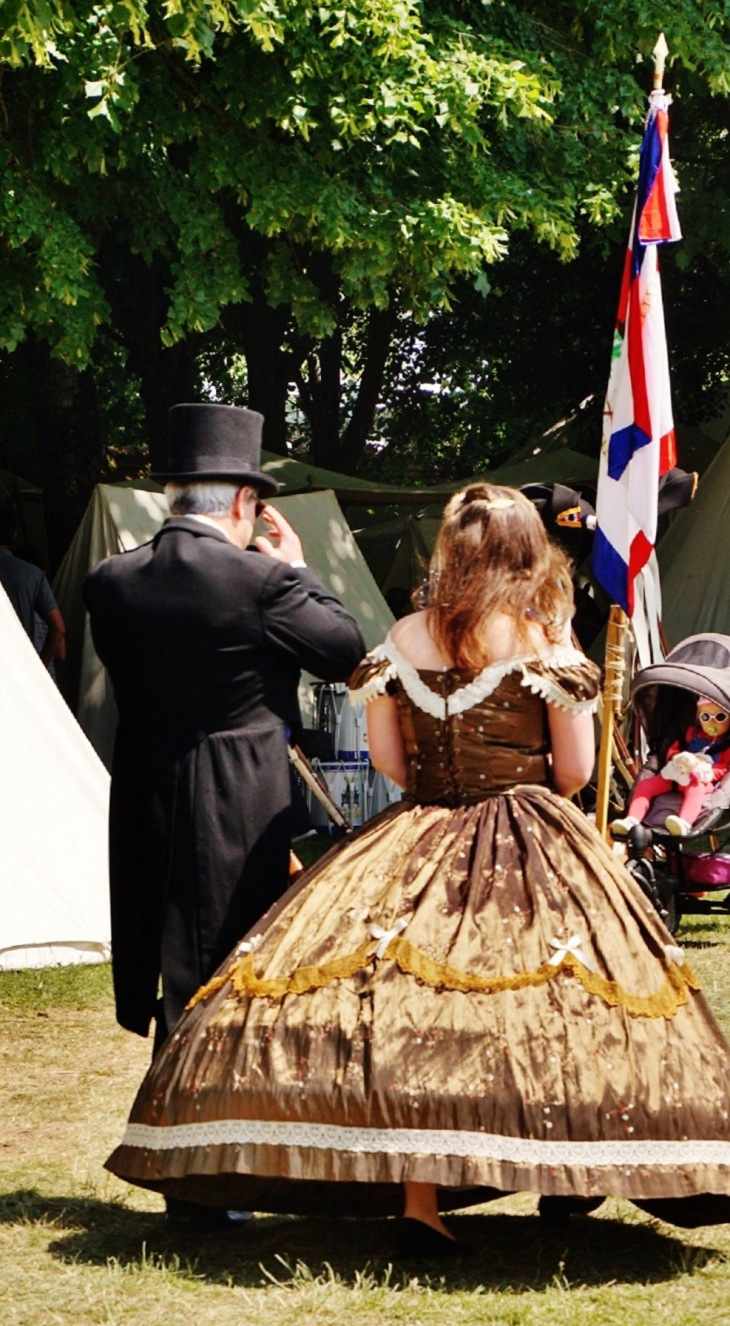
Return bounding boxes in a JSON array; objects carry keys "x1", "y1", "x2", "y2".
[{"x1": 427, "y1": 484, "x2": 574, "y2": 670}]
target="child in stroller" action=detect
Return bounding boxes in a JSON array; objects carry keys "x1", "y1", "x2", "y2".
[
  {"x1": 611, "y1": 633, "x2": 730, "y2": 933},
  {"x1": 612, "y1": 695, "x2": 730, "y2": 837}
]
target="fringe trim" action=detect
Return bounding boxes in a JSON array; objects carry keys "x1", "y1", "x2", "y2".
[
  {"x1": 519, "y1": 666, "x2": 599, "y2": 715},
  {"x1": 348, "y1": 635, "x2": 599, "y2": 719},
  {"x1": 348, "y1": 643, "x2": 398, "y2": 704},
  {"x1": 187, "y1": 937, "x2": 700, "y2": 1021}
]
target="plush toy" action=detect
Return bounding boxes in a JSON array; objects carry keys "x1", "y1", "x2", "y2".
[
  {"x1": 661, "y1": 749, "x2": 714, "y2": 787},
  {"x1": 612, "y1": 697, "x2": 730, "y2": 839}
]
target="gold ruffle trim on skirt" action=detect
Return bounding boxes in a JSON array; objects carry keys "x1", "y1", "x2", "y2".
[
  {"x1": 187, "y1": 941, "x2": 374, "y2": 1007},
  {"x1": 391, "y1": 938, "x2": 700, "y2": 1017},
  {"x1": 187, "y1": 937, "x2": 701, "y2": 1021}
]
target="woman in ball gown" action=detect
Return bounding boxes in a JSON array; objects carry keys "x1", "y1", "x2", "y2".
[{"x1": 106, "y1": 485, "x2": 730, "y2": 1253}]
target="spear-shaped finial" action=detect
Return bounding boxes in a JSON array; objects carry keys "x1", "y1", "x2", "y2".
[{"x1": 653, "y1": 32, "x2": 669, "y2": 89}]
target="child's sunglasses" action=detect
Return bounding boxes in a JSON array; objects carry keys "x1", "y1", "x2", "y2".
[{"x1": 699, "y1": 709, "x2": 729, "y2": 724}]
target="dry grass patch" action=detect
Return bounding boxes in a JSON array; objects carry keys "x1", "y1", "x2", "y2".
[{"x1": 3, "y1": 915, "x2": 730, "y2": 1324}]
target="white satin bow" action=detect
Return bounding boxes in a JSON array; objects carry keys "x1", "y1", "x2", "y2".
[
  {"x1": 370, "y1": 917, "x2": 410, "y2": 959},
  {"x1": 548, "y1": 933, "x2": 598, "y2": 973}
]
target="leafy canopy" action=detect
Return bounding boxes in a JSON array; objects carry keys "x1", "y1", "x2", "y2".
[{"x1": 2, "y1": 1, "x2": 730, "y2": 369}]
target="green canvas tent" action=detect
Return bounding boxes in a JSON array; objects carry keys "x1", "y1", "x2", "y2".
[
  {"x1": 260, "y1": 446, "x2": 598, "y2": 506},
  {"x1": 270, "y1": 448, "x2": 599, "y2": 598},
  {"x1": 658, "y1": 430, "x2": 730, "y2": 646}
]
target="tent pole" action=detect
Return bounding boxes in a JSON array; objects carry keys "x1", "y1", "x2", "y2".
[{"x1": 595, "y1": 605, "x2": 628, "y2": 837}]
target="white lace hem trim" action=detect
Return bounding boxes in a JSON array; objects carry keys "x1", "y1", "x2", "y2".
[
  {"x1": 119, "y1": 1119, "x2": 730, "y2": 1168},
  {"x1": 360, "y1": 636, "x2": 596, "y2": 719}
]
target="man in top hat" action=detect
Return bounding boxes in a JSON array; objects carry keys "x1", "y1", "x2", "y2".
[{"x1": 82, "y1": 405, "x2": 365, "y2": 1137}]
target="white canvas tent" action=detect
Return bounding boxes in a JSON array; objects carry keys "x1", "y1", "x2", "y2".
[
  {"x1": 658, "y1": 431, "x2": 730, "y2": 646},
  {"x1": 0, "y1": 583, "x2": 111, "y2": 970},
  {"x1": 53, "y1": 484, "x2": 394, "y2": 766}
]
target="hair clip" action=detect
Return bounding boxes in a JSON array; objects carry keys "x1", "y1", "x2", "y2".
[{"x1": 484, "y1": 497, "x2": 516, "y2": 511}]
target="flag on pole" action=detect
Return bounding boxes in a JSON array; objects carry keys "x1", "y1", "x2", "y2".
[{"x1": 592, "y1": 88, "x2": 682, "y2": 615}]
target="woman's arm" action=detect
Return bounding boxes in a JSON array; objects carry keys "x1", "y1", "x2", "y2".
[
  {"x1": 367, "y1": 694, "x2": 407, "y2": 789},
  {"x1": 547, "y1": 704, "x2": 596, "y2": 798}
]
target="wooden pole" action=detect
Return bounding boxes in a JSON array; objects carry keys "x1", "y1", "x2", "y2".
[
  {"x1": 288, "y1": 743, "x2": 351, "y2": 831},
  {"x1": 595, "y1": 605, "x2": 628, "y2": 836}
]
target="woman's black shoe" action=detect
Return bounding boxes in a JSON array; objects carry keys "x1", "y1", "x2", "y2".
[{"x1": 396, "y1": 1217, "x2": 468, "y2": 1259}]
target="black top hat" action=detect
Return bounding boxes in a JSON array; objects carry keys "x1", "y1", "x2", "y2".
[{"x1": 151, "y1": 403, "x2": 278, "y2": 497}]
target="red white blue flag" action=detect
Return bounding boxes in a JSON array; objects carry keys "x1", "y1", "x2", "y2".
[{"x1": 592, "y1": 89, "x2": 681, "y2": 615}]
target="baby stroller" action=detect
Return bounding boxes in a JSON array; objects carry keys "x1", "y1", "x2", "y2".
[{"x1": 619, "y1": 633, "x2": 730, "y2": 935}]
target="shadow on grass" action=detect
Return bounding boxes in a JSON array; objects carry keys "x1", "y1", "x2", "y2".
[
  {"x1": 681, "y1": 940, "x2": 720, "y2": 947},
  {"x1": 1, "y1": 1188, "x2": 723, "y2": 1291},
  {"x1": 678, "y1": 918, "x2": 730, "y2": 949}
]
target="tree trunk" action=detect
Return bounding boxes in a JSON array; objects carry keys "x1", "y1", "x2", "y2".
[
  {"x1": 298, "y1": 326, "x2": 343, "y2": 470},
  {"x1": 134, "y1": 338, "x2": 199, "y2": 474},
  {"x1": 339, "y1": 305, "x2": 397, "y2": 468},
  {"x1": 101, "y1": 246, "x2": 199, "y2": 472},
  {"x1": 237, "y1": 296, "x2": 293, "y2": 456},
  {"x1": 298, "y1": 304, "x2": 396, "y2": 473},
  {"x1": 28, "y1": 339, "x2": 105, "y2": 572}
]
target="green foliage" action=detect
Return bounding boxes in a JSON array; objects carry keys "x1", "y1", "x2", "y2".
[
  {"x1": 5, "y1": 0, "x2": 728, "y2": 363},
  {"x1": 2, "y1": 1, "x2": 730, "y2": 479}
]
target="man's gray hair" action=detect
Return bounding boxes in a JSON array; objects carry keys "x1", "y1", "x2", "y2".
[{"x1": 165, "y1": 481, "x2": 250, "y2": 517}]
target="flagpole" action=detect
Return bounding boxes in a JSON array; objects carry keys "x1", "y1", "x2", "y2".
[
  {"x1": 595, "y1": 605, "x2": 628, "y2": 836},
  {"x1": 653, "y1": 32, "x2": 668, "y2": 89},
  {"x1": 594, "y1": 32, "x2": 670, "y2": 839}
]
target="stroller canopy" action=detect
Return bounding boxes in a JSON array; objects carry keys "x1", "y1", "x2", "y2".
[{"x1": 631, "y1": 633, "x2": 730, "y2": 743}]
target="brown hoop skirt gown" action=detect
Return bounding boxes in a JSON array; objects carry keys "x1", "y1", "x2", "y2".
[{"x1": 106, "y1": 641, "x2": 730, "y2": 1224}]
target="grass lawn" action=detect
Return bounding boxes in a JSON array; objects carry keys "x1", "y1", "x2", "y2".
[{"x1": 3, "y1": 917, "x2": 730, "y2": 1325}]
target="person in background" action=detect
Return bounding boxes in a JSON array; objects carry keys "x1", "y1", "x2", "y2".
[{"x1": 0, "y1": 504, "x2": 65, "y2": 671}]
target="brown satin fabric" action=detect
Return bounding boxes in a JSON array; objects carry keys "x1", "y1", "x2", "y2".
[
  {"x1": 397, "y1": 669, "x2": 549, "y2": 804},
  {"x1": 106, "y1": 660, "x2": 730, "y2": 1216}
]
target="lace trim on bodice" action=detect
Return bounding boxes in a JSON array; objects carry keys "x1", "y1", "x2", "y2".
[{"x1": 349, "y1": 634, "x2": 598, "y2": 717}]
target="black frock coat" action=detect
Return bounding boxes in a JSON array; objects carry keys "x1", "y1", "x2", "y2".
[{"x1": 82, "y1": 517, "x2": 365, "y2": 1038}]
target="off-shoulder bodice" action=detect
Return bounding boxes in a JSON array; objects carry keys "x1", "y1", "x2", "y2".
[{"x1": 349, "y1": 635, "x2": 600, "y2": 806}]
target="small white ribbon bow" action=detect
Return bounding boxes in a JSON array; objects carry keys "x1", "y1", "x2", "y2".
[
  {"x1": 548, "y1": 933, "x2": 598, "y2": 973},
  {"x1": 370, "y1": 917, "x2": 410, "y2": 960},
  {"x1": 235, "y1": 933, "x2": 262, "y2": 957}
]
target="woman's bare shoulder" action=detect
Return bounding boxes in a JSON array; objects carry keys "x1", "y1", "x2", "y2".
[
  {"x1": 389, "y1": 610, "x2": 561, "y2": 672},
  {"x1": 474, "y1": 613, "x2": 558, "y2": 665},
  {"x1": 389, "y1": 611, "x2": 452, "y2": 669}
]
